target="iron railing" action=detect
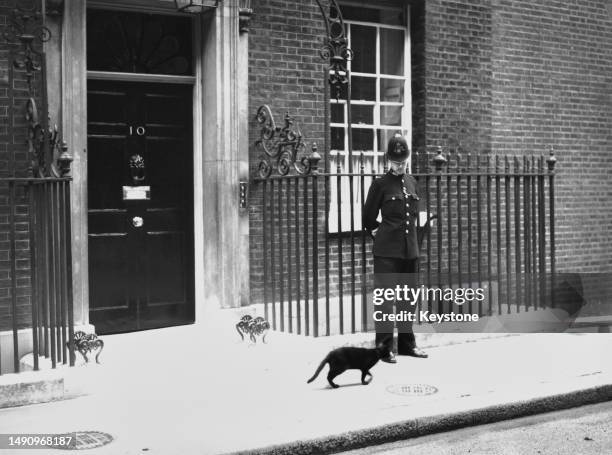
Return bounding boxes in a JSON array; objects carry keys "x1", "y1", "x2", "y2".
[
  {"x1": 1, "y1": 1, "x2": 76, "y2": 374},
  {"x1": 0, "y1": 177, "x2": 74, "y2": 374},
  {"x1": 253, "y1": 144, "x2": 557, "y2": 337}
]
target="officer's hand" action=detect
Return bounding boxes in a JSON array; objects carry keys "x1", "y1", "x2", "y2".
[
  {"x1": 419, "y1": 212, "x2": 437, "y2": 228},
  {"x1": 371, "y1": 228, "x2": 378, "y2": 237}
]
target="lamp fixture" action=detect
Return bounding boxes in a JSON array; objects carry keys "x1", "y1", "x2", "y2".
[{"x1": 174, "y1": 0, "x2": 222, "y2": 14}]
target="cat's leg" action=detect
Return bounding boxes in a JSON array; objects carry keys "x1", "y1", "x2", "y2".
[
  {"x1": 361, "y1": 370, "x2": 373, "y2": 385},
  {"x1": 327, "y1": 368, "x2": 345, "y2": 388}
]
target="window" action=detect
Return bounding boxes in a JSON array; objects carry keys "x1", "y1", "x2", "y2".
[
  {"x1": 87, "y1": 10, "x2": 193, "y2": 76},
  {"x1": 329, "y1": 1, "x2": 411, "y2": 232}
]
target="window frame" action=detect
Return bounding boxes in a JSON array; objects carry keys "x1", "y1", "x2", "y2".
[
  {"x1": 328, "y1": 2, "x2": 412, "y2": 234},
  {"x1": 329, "y1": 3, "x2": 412, "y2": 173}
]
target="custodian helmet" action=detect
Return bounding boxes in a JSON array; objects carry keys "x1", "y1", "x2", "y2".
[{"x1": 386, "y1": 134, "x2": 410, "y2": 162}]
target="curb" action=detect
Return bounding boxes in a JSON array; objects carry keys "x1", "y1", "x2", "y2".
[
  {"x1": 0, "y1": 362, "x2": 95, "y2": 409},
  {"x1": 225, "y1": 384, "x2": 612, "y2": 455},
  {"x1": 0, "y1": 373, "x2": 65, "y2": 409}
]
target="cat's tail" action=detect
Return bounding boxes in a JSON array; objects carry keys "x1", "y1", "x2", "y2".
[{"x1": 307, "y1": 356, "x2": 329, "y2": 383}]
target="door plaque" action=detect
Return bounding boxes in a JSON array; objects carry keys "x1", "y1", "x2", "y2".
[{"x1": 123, "y1": 186, "x2": 151, "y2": 201}]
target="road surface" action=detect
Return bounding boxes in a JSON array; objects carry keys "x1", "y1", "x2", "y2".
[{"x1": 340, "y1": 401, "x2": 612, "y2": 455}]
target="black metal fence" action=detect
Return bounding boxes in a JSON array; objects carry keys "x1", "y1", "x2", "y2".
[
  {"x1": 0, "y1": 177, "x2": 74, "y2": 374},
  {"x1": 0, "y1": 1, "x2": 76, "y2": 374},
  {"x1": 253, "y1": 147, "x2": 557, "y2": 337}
]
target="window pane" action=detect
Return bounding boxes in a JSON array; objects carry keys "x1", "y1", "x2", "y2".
[
  {"x1": 331, "y1": 127, "x2": 345, "y2": 150},
  {"x1": 351, "y1": 105, "x2": 374, "y2": 125},
  {"x1": 380, "y1": 29, "x2": 404, "y2": 75},
  {"x1": 352, "y1": 128, "x2": 374, "y2": 151},
  {"x1": 342, "y1": 6, "x2": 405, "y2": 26},
  {"x1": 381, "y1": 78, "x2": 404, "y2": 102},
  {"x1": 331, "y1": 104, "x2": 344, "y2": 123},
  {"x1": 350, "y1": 25, "x2": 376, "y2": 73},
  {"x1": 352, "y1": 76, "x2": 376, "y2": 101},
  {"x1": 380, "y1": 106, "x2": 402, "y2": 126}
]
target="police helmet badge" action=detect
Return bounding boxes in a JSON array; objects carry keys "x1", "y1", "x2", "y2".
[{"x1": 386, "y1": 133, "x2": 410, "y2": 162}]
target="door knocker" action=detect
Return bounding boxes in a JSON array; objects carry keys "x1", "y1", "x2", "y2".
[{"x1": 129, "y1": 154, "x2": 146, "y2": 183}]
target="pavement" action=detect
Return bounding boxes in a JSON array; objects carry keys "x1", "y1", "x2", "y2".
[{"x1": 0, "y1": 309, "x2": 610, "y2": 455}]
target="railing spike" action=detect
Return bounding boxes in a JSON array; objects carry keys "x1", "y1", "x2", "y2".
[
  {"x1": 433, "y1": 146, "x2": 447, "y2": 172},
  {"x1": 546, "y1": 146, "x2": 557, "y2": 173}
]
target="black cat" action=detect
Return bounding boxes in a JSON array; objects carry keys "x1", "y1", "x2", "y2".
[{"x1": 307, "y1": 341, "x2": 391, "y2": 389}]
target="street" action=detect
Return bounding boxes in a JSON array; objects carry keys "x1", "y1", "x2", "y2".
[{"x1": 340, "y1": 401, "x2": 612, "y2": 455}]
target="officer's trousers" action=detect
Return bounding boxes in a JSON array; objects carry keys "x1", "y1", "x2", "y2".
[{"x1": 373, "y1": 256, "x2": 418, "y2": 353}]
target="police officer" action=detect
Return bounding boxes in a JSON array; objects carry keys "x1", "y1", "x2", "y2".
[{"x1": 363, "y1": 134, "x2": 430, "y2": 363}]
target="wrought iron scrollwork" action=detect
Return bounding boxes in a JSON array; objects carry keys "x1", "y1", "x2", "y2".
[
  {"x1": 255, "y1": 105, "x2": 312, "y2": 178},
  {"x1": 314, "y1": 0, "x2": 353, "y2": 100},
  {"x1": 2, "y1": 1, "x2": 72, "y2": 177},
  {"x1": 87, "y1": 10, "x2": 193, "y2": 76},
  {"x1": 2, "y1": 1, "x2": 51, "y2": 93},
  {"x1": 26, "y1": 98, "x2": 72, "y2": 178}
]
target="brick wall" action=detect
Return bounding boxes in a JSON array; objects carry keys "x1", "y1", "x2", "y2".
[
  {"x1": 0, "y1": 0, "x2": 41, "y2": 330},
  {"x1": 248, "y1": 0, "x2": 612, "y2": 312},
  {"x1": 422, "y1": 0, "x2": 493, "y2": 156},
  {"x1": 248, "y1": 0, "x2": 328, "y2": 303},
  {"x1": 490, "y1": 0, "x2": 612, "y2": 273},
  {"x1": 421, "y1": 0, "x2": 612, "y2": 274},
  {"x1": 410, "y1": 0, "x2": 427, "y2": 155}
]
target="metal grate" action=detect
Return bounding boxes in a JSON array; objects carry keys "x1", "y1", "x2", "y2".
[
  {"x1": 55, "y1": 431, "x2": 113, "y2": 450},
  {"x1": 386, "y1": 384, "x2": 439, "y2": 396}
]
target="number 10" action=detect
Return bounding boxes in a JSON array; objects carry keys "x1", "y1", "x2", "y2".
[{"x1": 129, "y1": 126, "x2": 146, "y2": 136}]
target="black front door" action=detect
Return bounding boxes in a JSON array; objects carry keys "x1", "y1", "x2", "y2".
[{"x1": 87, "y1": 80, "x2": 194, "y2": 334}]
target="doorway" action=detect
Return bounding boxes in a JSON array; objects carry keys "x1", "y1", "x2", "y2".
[
  {"x1": 87, "y1": 81, "x2": 194, "y2": 334},
  {"x1": 86, "y1": 9, "x2": 196, "y2": 334}
]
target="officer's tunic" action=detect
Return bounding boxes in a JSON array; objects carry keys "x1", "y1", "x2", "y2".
[{"x1": 363, "y1": 171, "x2": 423, "y2": 259}]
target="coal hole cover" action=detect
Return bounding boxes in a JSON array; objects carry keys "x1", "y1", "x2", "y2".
[
  {"x1": 55, "y1": 431, "x2": 114, "y2": 450},
  {"x1": 386, "y1": 384, "x2": 438, "y2": 396}
]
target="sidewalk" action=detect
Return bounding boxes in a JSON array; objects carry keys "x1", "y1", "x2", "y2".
[{"x1": 0, "y1": 312, "x2": 610, "y2": 454}]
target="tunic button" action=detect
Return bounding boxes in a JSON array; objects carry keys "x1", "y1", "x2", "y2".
[
  {"x1": 406, "y1": 212, "x2": 409, "y2": 216},
  {"x1": 405, "y1": 230, "x2": 409, "y2": 234},
  {"x1": 392, "y1": 196, "x2": 396, "y2": 200}
]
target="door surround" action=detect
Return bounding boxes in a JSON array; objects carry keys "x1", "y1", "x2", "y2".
[{"x1": 61, "y1": 0, "x2": 250, "y2": 328}]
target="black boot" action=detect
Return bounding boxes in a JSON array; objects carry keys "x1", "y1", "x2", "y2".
[
  {"x1": 397, "y1": 333, "x2": 428, "y2": 358},
  {"x1": 375, "y1": 333, "x2": 396, "y2": 363}
]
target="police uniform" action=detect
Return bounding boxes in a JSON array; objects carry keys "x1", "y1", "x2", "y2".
[{"x1": 363, "y1": 135, "x2": 429, "y2": 359}]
